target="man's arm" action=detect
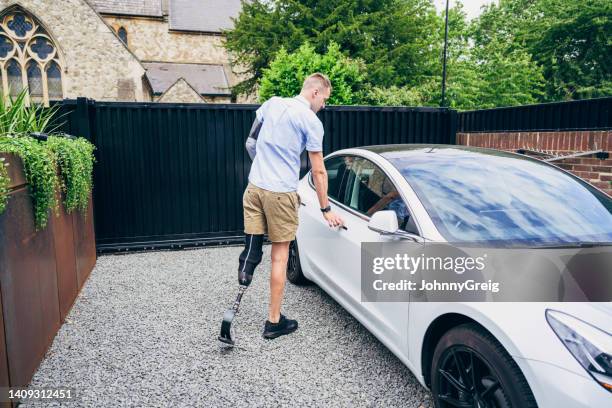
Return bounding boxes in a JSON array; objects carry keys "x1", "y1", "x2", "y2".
[
  {"x1": 308, "y1": 151, "x2": 344, "y2": 228},
  {"x1": 245, "y1": 117, "x2": 263, "y2": 160},
  {"x1": 366, "y1": 190, "x2": 399, "y2": 216}
]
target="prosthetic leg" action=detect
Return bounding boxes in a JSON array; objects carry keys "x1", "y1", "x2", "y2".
[{"x1": 219, "y1": 234, "x2": 264, "y2": 346}]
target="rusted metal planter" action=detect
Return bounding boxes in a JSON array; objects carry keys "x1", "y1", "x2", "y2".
[
  {"x1": 72, "y1": 193, "x2": 96, "y2": 291},
  {"x1": 50, "y1": 190, "x2": 78, "y2": 322},
  {"x1": 0, "y1": 152, "x2": 96, "y2": 393}
]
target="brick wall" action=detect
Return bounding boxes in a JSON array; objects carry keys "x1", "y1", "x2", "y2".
[{"x1": 457, "y1": 130, "x2": 612, "y2": 196}]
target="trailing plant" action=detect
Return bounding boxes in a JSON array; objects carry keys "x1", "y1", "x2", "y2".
[
  {"x1": 0, "y1": 86, "x2": 92, "y2": 227},
  {"x1": 0, "y1": 135, "x2": 58, "y2": 230},
  {"x1": 46, "y1": 135, "x2": 95, "y2": 213}
]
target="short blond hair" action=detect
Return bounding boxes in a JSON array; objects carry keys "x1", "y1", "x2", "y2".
[{"x1": 302, "y1": 73, "x2": 332, "y2": 92}]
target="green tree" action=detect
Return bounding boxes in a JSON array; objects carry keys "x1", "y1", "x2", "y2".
[
  {"x1": 361, "y1": 85, "x2": 426, "y2": 107},
  {"x1": 525, "y1": 0, "x2": 612, "y2": 99},
  {"x1": 422, "y1": 1, "x2": 544, "y2": 109},
  {"x1": 259, "y1": 42, "x2": 365, "y2": 105},
  {"x1": 421, "y1": 2, "x2": 486, "y2": 108},
  {"x1": 230, "y1": 0, "x2": 609, "y2": 107},
  {"x1": 471, "y1": 0, "x2": 612, "y2": 101},
  {"x1": 470, "y1": 0, "x2": 538, "y2": 51},
  {"x1": 225, "y1": 0, "x2": 441, "y2": 96},
  {"x1": 474, "y1": 42, "x2": 545, "y2": 108}
]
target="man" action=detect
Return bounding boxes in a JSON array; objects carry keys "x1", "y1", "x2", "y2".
[{"x1": 238, "y1": 73, "x2": 344, "y2": 339}]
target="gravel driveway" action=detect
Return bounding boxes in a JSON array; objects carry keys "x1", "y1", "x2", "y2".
[{"x1": 24, "y1": 245, "x2": 432, "y2": 407}]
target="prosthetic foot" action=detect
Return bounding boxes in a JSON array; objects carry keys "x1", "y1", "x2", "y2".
[
  {"x1": 218, "y1": 234, "x2": 263, "y2": 346},
  {"x1": 218, "y1": 285, "x2": 248, "y2": 346}
]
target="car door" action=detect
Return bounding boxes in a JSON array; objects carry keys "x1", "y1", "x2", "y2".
[
  {"x1": 296, "y1": 155, "x2": 351, "y2": 286},
  {"x1": 331, "y1": 156, "x2": 422, "y2": 354}
]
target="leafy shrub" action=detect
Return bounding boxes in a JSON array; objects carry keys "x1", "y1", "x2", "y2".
[
  {"x1": 361, "y1": 85, "x2": 426, "y2": 107},
  {"x1": 259, "y1": 42, "x2": 366, "y2": 105}
]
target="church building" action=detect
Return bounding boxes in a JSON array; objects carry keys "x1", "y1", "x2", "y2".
[{"x1": 0, "y1": 0, "x2": 245, "y2": 105}]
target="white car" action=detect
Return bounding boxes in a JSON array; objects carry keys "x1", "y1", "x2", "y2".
[{"x1": 289, "y1": 145, "x2": 612, "y2": 408}]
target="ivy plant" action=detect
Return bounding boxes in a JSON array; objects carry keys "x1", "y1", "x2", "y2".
[
  {"x1": 0, "y1": 135, "x2": 59, "y2": 230},
  {"x1": 47, "y1": 136, "x2": 95, "y2": 213},
  {"x1": 0, "y1": 88, "x2": 95, "y2": 229},
  {"x1": 0, "y1": 135, "x2": 96, "y2": 229}
]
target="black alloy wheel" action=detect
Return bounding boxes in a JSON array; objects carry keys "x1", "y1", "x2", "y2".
[
  {"x1": 436, "y1": 345, "x2": 508, "y2": 408},
  {"x1": 431, "y1": 324, "x2": 538, "y2": 408},
  {"x1": 286, "y1": 240, "x2": 310, "y2": 285}
]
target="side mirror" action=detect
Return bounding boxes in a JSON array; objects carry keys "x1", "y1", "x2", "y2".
[{"x1": 368, "y1": 211, "x2": 399, "y2": 235}]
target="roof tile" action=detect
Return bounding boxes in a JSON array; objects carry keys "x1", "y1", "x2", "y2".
[
  {"x1": 169, "y1": 0, "x2": 241, "y2": 33},
  {"x1": 143, "y1": 62, "x2": 230, "y2": 95},
  {"x1": 89, "y1": 0, "x2": 163, "y2": 17}
]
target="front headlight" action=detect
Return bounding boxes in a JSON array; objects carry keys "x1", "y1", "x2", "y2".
[{"x1": 546, "y1": 309, "x2": 612, "y2": 393}]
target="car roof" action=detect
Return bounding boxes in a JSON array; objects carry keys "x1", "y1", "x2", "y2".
[{"x1": 357, "y1": 144, "x2": 523, "y2": 161}]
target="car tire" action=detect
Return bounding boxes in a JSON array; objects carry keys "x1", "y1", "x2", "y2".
[
  {"x1": 431, "y1": 323, "x2": 538, "y2": 408},
  {"x1": 286, "y1": 240, "x2": 310, "y2": 285}
]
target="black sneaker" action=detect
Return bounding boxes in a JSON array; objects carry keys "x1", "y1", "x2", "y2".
[{"x1": 262, "y1": 314, "x2": 298, "y2": 339}]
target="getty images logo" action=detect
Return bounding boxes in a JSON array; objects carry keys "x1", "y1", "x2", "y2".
[{"x1": 372, "y1": 253, "x2": 488, "y2": 275}]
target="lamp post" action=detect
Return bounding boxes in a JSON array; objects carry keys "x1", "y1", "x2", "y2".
[{"x1": 441, "y1": 0, "x2": 450, "y2": 107}]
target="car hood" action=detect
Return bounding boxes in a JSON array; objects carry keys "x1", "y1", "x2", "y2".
[{"x1": 590, "y1": 302, "x2": 612, "y2": 319}]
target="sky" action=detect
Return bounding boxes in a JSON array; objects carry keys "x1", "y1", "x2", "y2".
[{"x1": 433, "y1": 0, "x2": 498, "y2": 20}]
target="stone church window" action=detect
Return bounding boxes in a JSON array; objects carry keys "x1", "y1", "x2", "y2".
[
  {"x1": 7, "y1": 13, "x2": 32, "y2": 37},
  {"x1": 7, "y1": 59, "x2": 22, "y2": 95},
  {"x1": 118, "y1": 27, "x2": 128, "y2": 45},
  {"x1": 0, "y1": 35, "x2": 11, "y2": 58},
  {"x1": 46, "y1": 61, "x2": 62, "y2": 99},
  {"x1": 27, "y1": 62, "x2": 42, "y2": 97},
  {"x1": 0, "y1": 6, "x2": 64, "y2": 105}
]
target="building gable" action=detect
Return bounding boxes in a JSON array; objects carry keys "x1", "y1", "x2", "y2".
[{"x1": 157, "y1": 77, "x2": 204, "y2": 103}]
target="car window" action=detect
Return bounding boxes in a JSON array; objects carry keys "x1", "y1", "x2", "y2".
[
  {"x1": 342, "y1": 157, "x2": 418, "y2": 234},
  {"x1": 314, "y1": 156, "x2": 348, "y2": 201}
]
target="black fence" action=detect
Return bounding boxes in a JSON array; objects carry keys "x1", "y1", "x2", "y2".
[
  {"x1": 57, "y1": 98, "x2": 456, "y2": 251},
  {"x1": 458, "y1": 97, "x2": 612, "y2": 133}
]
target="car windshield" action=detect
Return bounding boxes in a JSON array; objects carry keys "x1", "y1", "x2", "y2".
[{"x1": 384, "y1": 147, "x2": 612, "y2": 247}]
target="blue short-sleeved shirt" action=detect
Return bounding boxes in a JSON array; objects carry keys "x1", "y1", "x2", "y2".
[{"x1": 248, "y1": 95, "x2": 324, "y2": 192}]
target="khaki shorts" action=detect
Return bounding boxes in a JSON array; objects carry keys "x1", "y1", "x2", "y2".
[{"x1": 243, "y1": 183, "x2": 300, "y2": 242}]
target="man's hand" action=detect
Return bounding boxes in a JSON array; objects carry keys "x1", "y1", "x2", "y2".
[{"x1": 323, "y1": 210, "x2": 344, "y2": 228}]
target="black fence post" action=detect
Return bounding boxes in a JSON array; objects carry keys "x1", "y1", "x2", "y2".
[
  {"x1": 74, "y1": 97, "x2": 95, "y2": 143},
  {"x1": 72, "y1": 97, "x2": 98, "y2": 246},
  {"x1": 448, "y1": 109, "x2": 458, "y2": 144}
]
